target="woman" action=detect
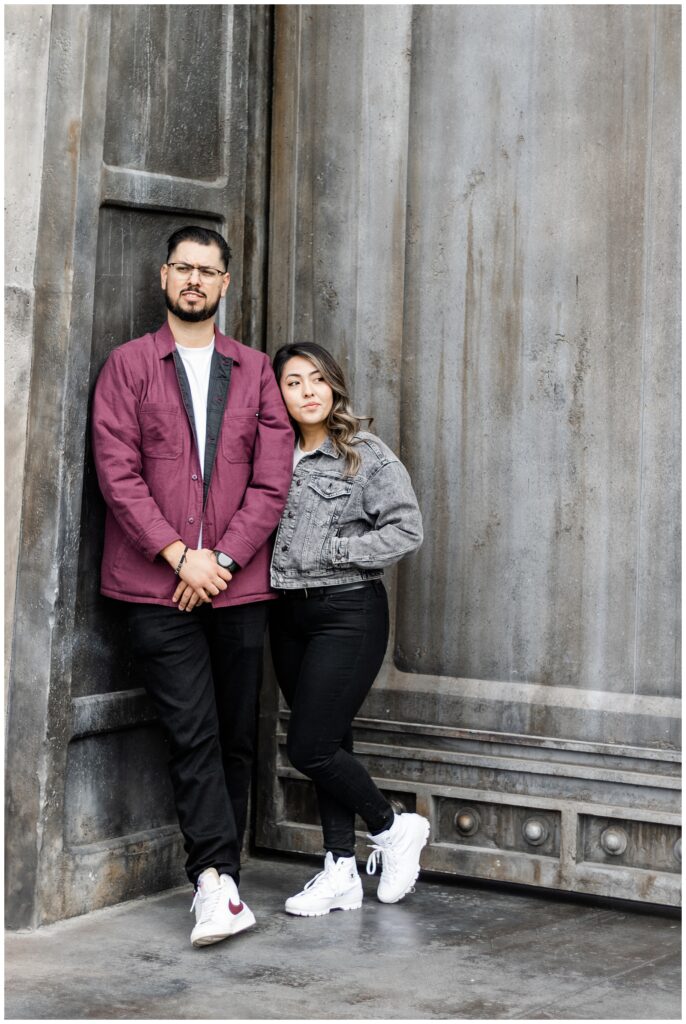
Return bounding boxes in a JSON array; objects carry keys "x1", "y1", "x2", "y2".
[{"x1": 269, "y1": 342, "x2": 429, "y2": 917}]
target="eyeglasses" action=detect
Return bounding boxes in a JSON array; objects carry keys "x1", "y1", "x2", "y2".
[{"x1": 166, "y1": 262, "x2": 227, "y2": 282}]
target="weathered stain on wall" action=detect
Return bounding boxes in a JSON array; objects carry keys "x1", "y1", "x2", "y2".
[
  {"x1": 5, "y1": 5, "x2": 52, "y2": 693},
  {"x1": 398, "y1": 5, "x2": 680, "y2": 697}
]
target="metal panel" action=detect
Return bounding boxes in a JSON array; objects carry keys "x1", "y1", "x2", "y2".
[
  {"x1": 5, "y1": 4, "x2": 273, "y2": 927},
  {"x1": 257, "y1": 5, "x2": 681, "y2": 905}
]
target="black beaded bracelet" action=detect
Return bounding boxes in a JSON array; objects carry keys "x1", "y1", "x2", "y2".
[{"x1": 175, "y1": 545, "x2": 189, "y2": 576}]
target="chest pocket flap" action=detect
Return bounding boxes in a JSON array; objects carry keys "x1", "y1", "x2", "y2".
[{"x1": 307, "y1": 475, "x2": 353, "y2": 500}]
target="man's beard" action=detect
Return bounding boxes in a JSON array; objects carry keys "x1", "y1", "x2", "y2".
[{"x1": 164, "y1": 286, "x2": 221, "y2": 323}]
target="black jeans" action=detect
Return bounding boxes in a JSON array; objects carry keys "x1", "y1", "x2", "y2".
[
  {"x1": 127, "y1": 600, "x2": 269, "y2": 885},
  {"x1": 269, "y1": 580, "x2": 394, "y2": 857}
]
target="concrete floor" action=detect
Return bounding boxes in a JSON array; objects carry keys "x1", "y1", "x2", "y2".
[{"x1": 5, "y1": 853, "x2": 681, "y2": 1020}]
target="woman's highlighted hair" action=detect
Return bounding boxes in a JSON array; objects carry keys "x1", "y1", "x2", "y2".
[{"x1": 272, "y1": 343, "x2": 372, "y2": 476}]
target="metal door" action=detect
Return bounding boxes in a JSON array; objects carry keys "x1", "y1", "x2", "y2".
[{"x1": 256, "y1": 5, "x2": 681, "y2": 905}]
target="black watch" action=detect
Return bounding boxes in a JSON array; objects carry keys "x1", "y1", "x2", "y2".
[{"x1": 214, "y1": 551, "x2": 239, "y2": 573}]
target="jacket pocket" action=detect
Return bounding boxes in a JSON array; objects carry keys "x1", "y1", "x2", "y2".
[
  {"x1": 221, "y1": 408, "x2": 259, "y2": 463},
  {"x1": 140, "y1": 403, "x2": 182, "y2": 459},
  {"x1": 303, "y1": 474, "x2": 354, "y2": 568},
  {"x1": 307, "y1": 474, "x2": 353, "y2": 505}
]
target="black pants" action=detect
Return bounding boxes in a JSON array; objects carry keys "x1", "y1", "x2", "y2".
[
  {"x1": 269, "y1": 580, "x2": 394, "y2": 857},
  {"x1": 127, "y1": 600, "x2": 269, "y2": 885}
]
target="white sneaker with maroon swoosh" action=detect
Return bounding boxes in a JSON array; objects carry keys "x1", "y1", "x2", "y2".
[{"x1": 190, "y1": 867, "x2": 256, "y2": 947}]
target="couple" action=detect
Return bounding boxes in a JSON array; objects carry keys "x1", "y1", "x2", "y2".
[{"x1": 92, "y1": 225, "x2": 428, "y2": 949}]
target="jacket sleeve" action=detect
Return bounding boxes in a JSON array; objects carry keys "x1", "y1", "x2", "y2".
[
  {"x1": 331, "y1": 459, "x2": 423, "y2": 570},
  {"x1": 214, "y1": 355, "x2": 293, "y2": 567},
  {"x1": 92, "y1": 349, "x2": 181, "y2": 562}
]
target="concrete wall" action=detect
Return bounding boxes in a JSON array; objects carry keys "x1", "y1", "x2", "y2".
[
  {"x1": 259, "y1": 4, "x2": 681, "y2": 905},
  {"x1": 4, "y1": 5, "x2": 52, "y2": 692},
  {"x1": 399, "y1": 5, "x2": 680, "y2": 697}
]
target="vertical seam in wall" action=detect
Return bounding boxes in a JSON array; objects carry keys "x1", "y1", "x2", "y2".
[
  {"x1": 260, "y1": 6, "x2": 275, "y2": 355},
  {"x1": 287, "y1": 8, "x2": 302, "y2": 346},
  {"x1": 354, "y1": 10, "x2": 365, "y2": 387},
  {"x1": 400, "y1": 6, "x2": 417, "y2": 459},
  {"x1": 396, "y1": 5, "x2": 414, "y2": 458},
  {"x1": 632, "y1": 7, "x2": 658, "y2": 696}
]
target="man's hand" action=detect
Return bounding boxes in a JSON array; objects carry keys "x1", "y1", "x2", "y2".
[{"x1": 160, "y1": 543, "x2": 232, "y2": 612}]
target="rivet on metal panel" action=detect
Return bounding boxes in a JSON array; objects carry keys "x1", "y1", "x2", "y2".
[
  {"x1": 454, "y1": 808, "x2": 479, "y2": 837},
  {"x1": 522, "y1": 818, "x2": 548, "y2": 846},
  {"x1": 600, "y1": 827, "x2": 628, "y2": 856}
]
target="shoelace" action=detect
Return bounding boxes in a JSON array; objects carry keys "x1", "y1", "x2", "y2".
[
  {"x1": 366, "y1": 844, "x2": 395, "y2": 878},
  {"x1": 301, "y1": 866, "x2": 342, "y2": 895},
  {"x1": 366, "y1": 845, "x2": 415, "y2": 893},
  {"x1": 190, "y1": 884, "x2": 223, "y2": 923}
]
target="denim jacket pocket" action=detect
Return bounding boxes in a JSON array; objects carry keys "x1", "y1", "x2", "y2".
[
  {"x1": 302, "y1": 474, "x2": 353, "y2": 569},
  {"x1": 307, "y1": 474, "x2": 353, "y2": 506}
]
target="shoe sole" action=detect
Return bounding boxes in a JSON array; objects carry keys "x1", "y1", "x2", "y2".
[
  {"x1": 377, "y1": 818, "x2": 431, "y2": 904},
  {"x1": 191, "y1": 908, "x2": 256, "y2": 947},
  {"x1": 285, "y1": 898, "x2": 363, "y2": 917}
]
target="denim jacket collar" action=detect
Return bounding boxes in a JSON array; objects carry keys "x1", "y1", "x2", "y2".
[
  {"x1": 296, "y1": 436, "x2": 341, "y2": 462},
  {"x1": 317, "y1": 437, "x2": 341, "y2": 459}
]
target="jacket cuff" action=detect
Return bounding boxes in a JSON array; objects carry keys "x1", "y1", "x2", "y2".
[
  {"x1": 140, "y1": 524, "x2": 182, "y2": 564},
  {"x1": 214, "y1": 531, "x2": 256, "y2": 569}
]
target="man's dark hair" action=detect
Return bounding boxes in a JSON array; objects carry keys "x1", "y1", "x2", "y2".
[{"x1": 166, "y1": 226, "x2": 232, "y2": 270}]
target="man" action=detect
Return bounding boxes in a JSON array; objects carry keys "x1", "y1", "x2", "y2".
[{"x1": 92, "y1": 225, "x2": 293, "y2": 947}]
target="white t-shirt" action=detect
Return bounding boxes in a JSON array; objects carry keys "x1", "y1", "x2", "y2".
[
  {"x1": 293, "y1": 440, "x2": 321, "y2": 469},
  {"x1": 176, "y1": 339, "x2": 214, "y2": 547}
]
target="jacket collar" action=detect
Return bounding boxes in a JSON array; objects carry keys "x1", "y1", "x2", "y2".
[
  {"x1": 153, "y1": 320, "x2": 242, "y2": 363},
  {"x1": 316, "y1": 436, "x2": 341, "y2": 459}
]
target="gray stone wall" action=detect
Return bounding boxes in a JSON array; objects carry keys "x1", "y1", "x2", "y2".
[{"x1": 4, "y1": 5, "x2": 52, "y2": 693}]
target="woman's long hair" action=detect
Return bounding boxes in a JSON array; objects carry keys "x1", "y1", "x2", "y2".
[{"x1": 272, "y1": 343, "x2": 372, "y2": 477}]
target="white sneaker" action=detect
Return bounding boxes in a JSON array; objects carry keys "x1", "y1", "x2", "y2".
[
  {"x1": 366, "y1": 812, "x2": 430, "y2": 903},
  {"x1": 190, "y1": 867, "x2": 256, "y2": 947},
  {"x1": 285, "y1": 852, "x2": 363, "y2": 917}
]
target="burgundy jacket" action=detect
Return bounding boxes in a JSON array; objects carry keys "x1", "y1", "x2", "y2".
[{"x1": 92, "y1": 322, "x2": 293, "y2": 607}]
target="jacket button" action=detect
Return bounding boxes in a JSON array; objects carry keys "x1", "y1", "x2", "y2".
[
  {"x1": 188, "y1": 517, "x2": 195, "y2": 524},
  {"x1": 191, "y1": 474, "x2": 198, "y2": 481}
]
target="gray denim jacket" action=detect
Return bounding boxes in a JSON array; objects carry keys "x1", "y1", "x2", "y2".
[{"x1": 270, "y1": 431, "x2": 423, "y2": 589}]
